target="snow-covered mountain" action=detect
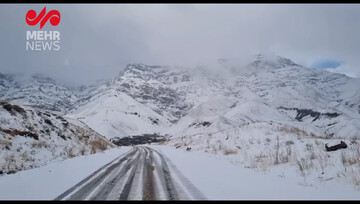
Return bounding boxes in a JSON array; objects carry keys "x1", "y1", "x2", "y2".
[
  {"x1": 226, "y1": 54, "x2": 360, "y2": 139},
  {"x1": 0, "y1": 101, "x2": 114, "y2": 175},
  {"x1": 1, "y1": 54, "x2": 360, "y2": 193},
  {"x1": 0, "y1": 74, "x2": 77, "y2": 113},
  {"x1": 2, "y1": 54, "x2": 360, "y2": 140},
  {"x1": 78, "y1": 54, "x2": 358, "y2": 139}
]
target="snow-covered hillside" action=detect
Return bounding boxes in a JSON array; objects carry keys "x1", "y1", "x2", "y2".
[
  {"x1": 66, "y1": 90, "x2": 170, "y2": 139},
  {"x1": 75, "y1": 54, "x2": 360, "y2": 139},
  {"x1": 0, "y1": 74, "x2": 77, "y2": 113},
  {"x1": 165, "y1": 121, "x2": 360, "y2": 191},
  {"x1": 3, "y1": 54, "x2": 359, "y2": 140},
  {"x1": 0, "y1": 101, "x2": 114, "y2": 175}
]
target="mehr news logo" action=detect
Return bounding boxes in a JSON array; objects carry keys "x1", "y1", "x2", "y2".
[{"x1": 25, "y1": 7, "x2": 61, "y2": 51}]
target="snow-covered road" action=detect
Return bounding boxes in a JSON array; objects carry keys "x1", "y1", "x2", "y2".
[
  {"x1": 55, "y1": 146, "x2": 206, "y2": 200},
  {"x1": 1, "y1": 144, "x2": 359, "y2": 200}
]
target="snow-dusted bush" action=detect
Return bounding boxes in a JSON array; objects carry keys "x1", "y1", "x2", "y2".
[
  {"x1": 223, "y1": 147, "x2": 238, "y2": 155},
  {"x1": 89, "y1": 139, "x2": 110, "y2": 153}
]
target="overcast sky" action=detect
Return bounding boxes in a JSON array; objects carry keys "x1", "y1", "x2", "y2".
[{"x1": 0, "y1": 4, "x2": 360, "y2": 86}]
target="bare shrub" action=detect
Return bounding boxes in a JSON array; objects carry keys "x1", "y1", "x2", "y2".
[
  {"x1": 304, "y1": 143, "x2": 317, "y2": 160},
  {"x1": 350, "y1": 165, "x2": 360, "y2": 188},
  {"x1": 351, "y1": 173, "x2": 360, "y2": 187},
  {"x1": 279, "y1": 154, "x2": 289, "y2": 164},
  {"x1": 348, "y1": 158, "x2": 358, "y2": 166},
  {"x1": 67, "y1": 147, "x2": 76, "y2": 158},
  {"x1": 0, "y1": 139, "x2": 12, "y2": 146},
  {"x1": 286, "y1": 145, "x2": 292, "y2": 156},
  {"x1": 211, "y1": 142, "x2": 223, "y2": 153},
  {"x1": 309, "y1": 151, "x2": 316, "y2": 160},
  {"x1": 341, "y1": 151, "x2": 348, "y2": 166},
  {"x1": 4, "y1": 153, "x2": 16, "y2": 173},
  {"x1": 20, "y1": 151, "x2": 34, "y2": 162},
  {"x1": 305, "y1": 143, "x2": 313, "y2": 151},
  {"x1": 31, "y1": 140, "x2": 48, "y2": 148},
  {"x1": 341, "y1": 151, "x2": 359, "y2": 166},
  {"x1": 206, "y1": 138, "x2": 211, "y2": 149},
  {"x1": 350, "y1": 140, "x2": 357, "y2": 145},
  {"x1": 292, "y1": 127, "x2": 304, "y2": 136},
  {"x1": 254, "y1": 153, "x2": 268, "y2": 162},
  {"x1": 157, "y1": 140, "x2": 168, "y2": 145},
  {"x1": 274, "y1": 136, "x2": 280, "y2": 165},
  {"x1": 20, "y1": 151, "x2": 27, "y2": 159},
  {"x1": 89, "y1": 139, "x2": 109, "y2": 153},
  {"x1": 318, "y1": 152, "x2": 327, "y2": 172},
  {"x1": 296, "y1": 157, "x2": 313, "y2": 176},
  {"x1": 223, "y1": 147, "x2": 238, "y2": 155},
  {"x1": 285, "y1": 140, "x2": 294, "y2": 145},
  {"x1": 278, "y1": 147, "x2": 292, "y2": 164},
  {"x1": 278, "y1": 126, "x2": 309, "y2": 137},
  {"x1": 350, "y1": 136, "x2": 359, "y2": 141},
  {"x1": 297, "y1": 158, "x2": 305, "y2": 176},
  {"x1": 322, "y1": 135, "x2": 333, "y2": 139},
  {"x1": 80, "y1": 146, "x2": 87, "y2": 155}
]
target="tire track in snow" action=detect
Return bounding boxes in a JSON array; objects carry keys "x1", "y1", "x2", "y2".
[
  {"x1": 55, "y1": 146, "x2": 206, "y2": 200},
  {"x1": 54, "y1": 147, "x2": 136, "y2": 200},
  {"x1": 91, "y1": 149, "x2": 141, "y2": 200},
  {"x1": 66, "y1": 147, "x2": 139, "y2": 200},
  {"x1": 149, "y1": 147, "x2": 179, "y2": 200},
  {"x1": 142, "y1": 147, "x2": 156, "y2": 200},
  {"x1": 118, "y1": 147, "x2": 143, "y2": 200},
  {"x1": 152, "y1": 148, "x2": 207, "y2": 200}
]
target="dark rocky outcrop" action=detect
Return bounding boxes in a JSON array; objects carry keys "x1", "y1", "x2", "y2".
[
  {"x1": 325, "y1": 141, "x2": 347, "y2": 152},
  {"x1": 110, "y1": 134, "x2": 167, "y2": 146},
  {"x1": 278, "y1": 107, "x2": 340, "y2": 122}
]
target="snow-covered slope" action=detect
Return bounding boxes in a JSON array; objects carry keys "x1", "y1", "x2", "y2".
[
  {"x1": 2, "y1": 54, "x2": 360, "y2": 140},
  {"x1": 0, "y1": 74, "x2": 77, "y2": 113},
  {"x1": 227, "y1": 55, "x2": 360, "y2": 139},
  {"x1": 0, "y1": 101, "x2": 114, "y2": 175},
  {"x1": 66, "y1": 90, "x2": 171, "y2": 139},
  {"x1": 61, "y1": 54, "x2": 360, "y2": 140},
  {"x1": 111, "y1": 64, "x2": 193, "y2": 122}
]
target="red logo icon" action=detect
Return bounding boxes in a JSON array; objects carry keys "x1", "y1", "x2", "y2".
[{"x1": 26, "y1": 7, "x2": 61, "y2": 29}]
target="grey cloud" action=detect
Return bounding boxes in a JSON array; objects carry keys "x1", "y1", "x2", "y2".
[
  {"x1": 1, "y1": 4, "x2": 360, "y2": 86},
  {"x1": 0, "y1": 4, "x2": 151, "y2": 86}
]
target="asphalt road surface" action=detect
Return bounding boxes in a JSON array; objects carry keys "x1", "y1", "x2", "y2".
[{"x1": 55, "y1": 146, "x2": 206, "y2": 200}]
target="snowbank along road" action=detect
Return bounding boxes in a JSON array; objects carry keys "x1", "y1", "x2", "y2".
[{"x1": 55, "y1": 146, "x2": 206, "y2": 200}]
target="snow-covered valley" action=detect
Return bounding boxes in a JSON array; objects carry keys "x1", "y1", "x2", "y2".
[{"x1": 1, "y1": 54, "x2": 360, "y2": 199}]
